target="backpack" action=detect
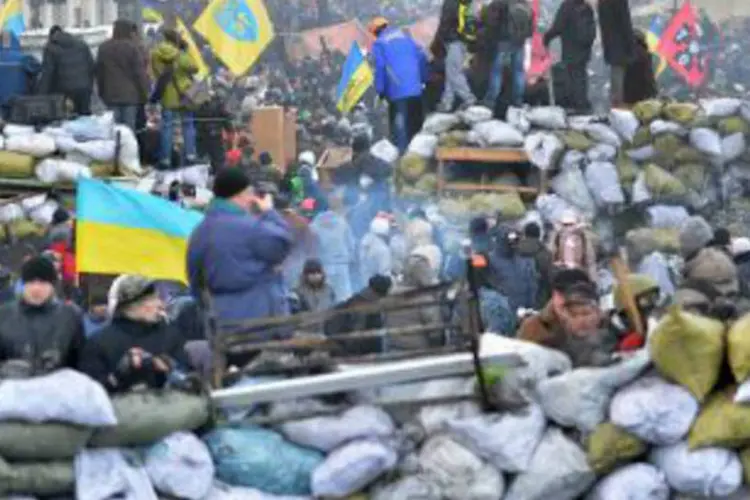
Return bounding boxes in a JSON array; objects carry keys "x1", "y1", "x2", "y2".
[{"x1": 505, "y1": 0, "x2": 534, "y2": 44}]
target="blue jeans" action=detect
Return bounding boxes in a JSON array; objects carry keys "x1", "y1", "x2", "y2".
[
  {"x1": 389, "y1": 99, "x2": 409, "y2": 154},
  {"x1": 484, "y1": 43, "x2": 526, "y2": 107},
  {"x1": 110, "y1": 105, "x2": 138, "y2": 132},
  {"x1": 160, "y1": 109, "x2": 197, "y2": 167}
]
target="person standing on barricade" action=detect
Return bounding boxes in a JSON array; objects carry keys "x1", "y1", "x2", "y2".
[
  {"x1": 597, "y1": 0, "x2": 636, "y2": 108},
  {"x1": 434, "y1": 0, "x2": 478, "y2": 111}
]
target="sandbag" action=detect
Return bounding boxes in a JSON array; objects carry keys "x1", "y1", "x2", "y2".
[
  {"x1": 643, "y1": 163, "x2": 687, "y2": 198},
  {"x1": 406, "y1": 133, "x2": 439, "y2": 158},
  {"x1": 0, "y1": 422, "x2": 92, "y2": 461},
  {"x1": 609, "y1": 109, "x2": 639, "y2": 142},
  {"x1": 615, "y1": 155, "x2": 639, "y2": 185},
  {"x1": 114, "y1": 125, "x2": 142, "y2": 176},
  {"x1": 459, "y1": 106, "x2": 493, "y2": 126},
  {"x1": 700, "y1": 97, "x2": 742, "y2": 117},
  {"x1": 728, "y1": 313, "x2": 750, "y2": 384},
  {"x1": 663, "y1": 102, "x2": 699, "y2": 124},
  {"x1": 7, "y1": 219, "x2": 45, "y2": 239},
  {"x1": 633, "y1": 99, "x2": 663, "y2": 124},
  {"x1": 5, "y1": 133, "x2": 56, "y2": 157},
  {"x1": 673, "y1": 163, "x2": 707, "y2": 191},
  {"x1": 718, "y1": 116, "x2": 750, "y2": 136},
  {"x1": 636, "y1": 252, "x2": 676, "y2": 300},
  {"x1": 2, "y1": 124, "x2": 35, "y2": 136},
  {"x1": 473, "y1": 120, "x2": 524, "y2": 146},
  {"x1": 468, "y1": 192, "x2": 525, "y2": 218},
  {"x1": 35, "y1": 158, "x2": 91, "y2": 184},
  {"x1": 650, "y1": 120, "x2": 687, "y2": 137},
  {"x1": 90, "y1": 390, "x2": 210, "y2": 447},
  {"x1": 370, "y1": 139, "x2": 399, "y2": 165},
  {"x1": 438, "y1": 130, "x2": 468, "y2": 147},
  {"x1": 626, "y1": 145, "x2": 656, "y2": 162},
  {"x1": 652, "y1": 133, "x2": 683, "y2": 161},
  {"x1": 27, "y1": 200, "x2": 58, "y2": 226},
  {"x1": 584, "y1": 161, "x2": 625, "y2": 206},
  {"x1": 0, "y1": 369, "x2": 116, "y2": 427},
  {"x1": 551, "y1": 166, "x2": 596, "y2": 215},
  {"x1": 0, "y1": 151, "x2": 35, "y2": 178},
  {"x1": 537, "y1": 350, "x2": 651, "y2": 433},
  {"x1": 445, "y1": 403, "x2": 546, "y2": 473},
  {"x1": 722, "y1": 132, "x2": 746, "y2": 163},
  {"x1": 650, "y1": 441, "x2": 742, "y2": 497},
  {"x1": 528, "y1": 106, "x2": 567, "y2": 129},
  {"x1": 89, "y1": 161, "x2": 117, "y2": 178},
  {"x1": 311, "y1": 440, "x2": 398, "y2": 498},
  {"x1": 205, "y1": 481, "x2": 312, "y2": 500},
  {"x1": 145, "y1": 431, "x2": 214, "y2": 500},
  {"x1": 559, "y1": 149, "x2": 586, "y2": 170},
  {"x1": 465, "y1": 130, "x2": 486, "y2": 147},
  {"x1": 422, "y1": 113, "x2": 461, "y2": 134},
  {"x1": 741, "y1": 448, "x2": 750, "y2": 485},
  {"x1": 587, "y1": 144, "x2": 618, "y2": 162},
  {"x1": 505, "y1": 428, "x2": 595, "y2": 500},
  {"x1": 178, "y1": 164, "x2": 211, "y2": 188},
  {"x1": 279, "y1": 405, "x2": 395, "y2": 452},
  {"x1": 75, "y1": 448, "x2": 157, "y2": 500},
  {"x1": 559, "y1": 130, "x2": 593, "y2": 151},
  {"x1": 586, "y1": 463, "x2": 669, "y2": 500},
  {"x1": 649, "y1": 307, "x2": 725, "y2": 402},
  {"x1": 418, "y1": 435, "x2": 505, "y2": 499},
  {"x1": 690, "y1": 128, "x2": 723, "y2": 157},
  {"x1": 609, "y1": 375, "x2": 698, "y2": 446},
  {"x1": 535, "y1": 194, "x2": 579, "y2": 225},
  {"x1": 689, "y1": 387, "x2": 750, "y2": 450},
  {"x1": 585, "y1": 123, "x2": 622, "y2": 147},
  {"x1": 398, "y1": 153, "x2": 428, "y2": 182},
  {"x1": 524, "y1": 132, "x2": 563, "y2": 170},
  {"x1": 371, "y1": 475, "x2": 442, "y2": 500},
  {"x1": 0, "y1": 203, "x2": 23, "y2": 223},
  {"x1": 507, "y1": 106, "x2": 531, "y2": 133},
  {"x1": 626, "y1": 228, "x2": 680, "y2": 259},
  {"x1": 73, "y1": 139, "x2": 117, "y2": 163},
  {"x1": 646, "y1": 205, "x2": 689, "y2": 229},
  {"x1": 205, "y1": 426, "x2": 323, "y2": 496},
  {"x1": 63, "y1": 112, "x2": 114, "y2": 140},
  {"x1": 674, "y1": 146, "x2": 705, "y2": 164},
  {"x1": 0, "y1": 457, "x2": 74, "y2": 497},
  {"x1": 586, "y1": 422, "x2": 648, "y2": 475}
]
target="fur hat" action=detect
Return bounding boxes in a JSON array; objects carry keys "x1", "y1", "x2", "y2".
[
  {"x1": 109, "y1": 275, "x2": 156, "y2": 314},
  {"x1": 21, "y1": 256, "x2": 58, "y2": 285},
  {"x1": 679, "y1": 216, "x2": 714, "y2": 258}
]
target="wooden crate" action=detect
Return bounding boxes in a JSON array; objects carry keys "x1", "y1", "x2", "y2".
[{"x1": 249, "y1": 106, "x2": 297, "y2": 172}]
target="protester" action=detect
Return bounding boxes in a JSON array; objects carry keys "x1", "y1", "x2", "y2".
[
  {"x1": 83, "y1": 291, "x2": 110, "y2": 338},
  {"x1": 78, "y1": 275, "x2": 189, "y2": 393},
  {"x1": 292, "y1": 258, "x2": 337, "y2": 313},
  {"x1": 611, "y1": 274, "x2": 660, "y2": 351},
  {"x1": 359, "y1": 215, "x2": 394, "y2": 284},
  {"x1": 195, "y1": 87, "x2": 233, "y2": 174},
  {"x1": 623, "y1": 30, "x2": 657, "y2": 105},
  {"x1": 0, "y1": 31, "x2": 40, "y2": 119},
  {"x1": 543, "y1": 0, "x2": 596, "y2": 112},
  {"x1": 351, "y1": 135, "x2": 393, "y2": 214},
  {"x1": 310, "y1": 192, "x2": 357, "y2": 302},
  {"x1": 295, "y1": 150, "x2": 327, "y2": 211},
  {"x1": 517, "y1": 221, "x2": 554, "y2": 308},
  {"x1": 95, "y1": 20, "x2": 149, "y2": 131},
  {"x1": 369, "y1": 16, "x2": 429, "y2": 153},
  {"x1": 434, "y1": 0, "x2": 478, "y2": 111},
  {"x1": 488, "y1": 227, "x2": 539, "y2": 313},
  {"x1": 596, "y1": 0, "x2": 636, "y2": 108},
  {"x1": 548, "y1": 210, "x2": 597, "y2": 281},
  {"x1": 150, "y1": 28, "x2": 199, "y2": 169},
  {"x1": 0, "y1": 255, "x2": 84, "y2": 373},
  {"x1": 187, "y1": 167, "x2": 294, "y2": 323},
  {"x1": 37, "y1": 25, "x2": 95, "y2": 115}
]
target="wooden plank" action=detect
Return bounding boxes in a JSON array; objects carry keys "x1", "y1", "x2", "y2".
[
  {"x1": 436, "y1": 147, "x2": 528, "y2": 163},
  {"x1": 442, "y1": 182, "x2": 539, "y2": 194}
]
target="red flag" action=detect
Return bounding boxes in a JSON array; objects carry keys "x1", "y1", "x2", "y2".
[
  {"x1": 657, "y1": 1, "x2": 709, "y2": 87},
  {"x1": 527, "y1": 0, "x2": 552, "y2": 83}
]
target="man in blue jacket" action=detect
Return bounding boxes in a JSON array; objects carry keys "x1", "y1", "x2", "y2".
[
  {"x1": 0, "y1": 32, "x2": 41, "y2": 119},
  {"x1": 369, "y1": 17, "x2": 429, "y2": 153},
  {"x1": 186, "y1": 168, "x2": 294, "y2": 326}
]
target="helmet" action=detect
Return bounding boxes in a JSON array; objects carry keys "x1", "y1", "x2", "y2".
[
  {"x1": 368, "y1": 17, "x2": 389, "y2": 36},
  {"x1": 613, "y1": 274, "x2": 659, "y2": 312}
]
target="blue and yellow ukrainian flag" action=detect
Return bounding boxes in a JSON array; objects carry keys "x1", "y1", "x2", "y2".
[
  {"x1": 140, "y1": 7, "x2": 209, "y2": 79},
  {"x1": 193, "y1": 0, "x2": 274, "y2": 76},
  {"x1": 0, "y1": 0, "x2": 25, "y2": 36},
  {"x1": 645, "y1": 15, "x2": 668, "y2": 78},
  {"x1": 76, "y1": 178, "x2": 202, "y2": 283},
  {"x1": 336, "y1": 42, "x2": 373, "y2": 113}
]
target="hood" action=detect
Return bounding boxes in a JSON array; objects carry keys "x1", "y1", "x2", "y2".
[
  {"x1": 152, "y1": 41, "x2": 180, "y2": 63},
  {"x1": 112, "y1": 20, "x2": 132, "y2": 40},
  {"x1": 50, "y1": 31, "x2": 79, "y2": 48},
  {"x1": 684, "y1": 247, "x2": 739, "y2": 296}
]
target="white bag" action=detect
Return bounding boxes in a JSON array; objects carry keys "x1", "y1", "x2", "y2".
[
  {"x1": 28, "y1": 200, "x2": 59, "y2": 225},
  {"x1": 733, "y1": 378, "x2": 750, "y2": 403},
  {"x1": 422, "y1": 113, "x2": 461, "y2": 134},
  {"x1": 20, "y1": 194, "x2": 47, "y2": 212},
  {"x1": 650, "y1": 442, "x2": 742, "y2": 497},
  {"x1": 372, "y1": 475, "x2": 443, "y2": 500},
  {"x1": 73, "y1": 139, "x2": 117, "y2": 163},
  {"x1": 722, "y1": 132, "x2": 746, "y2": 163},
  {"x1": 528, "y1": 106, "x2": 567, "y2": 129},
  {"x1": 35, "y1": 158, "x2": 92, "y2": 184},
  {"x1": 0, "y1": 203, "x2": 23, "y2": 223},
  {"x1": 5, "y1": 133, "x2": 56, "y2": 157},
  {"x1": 63, "y1": 112, "x2": 115, "y2": 141},
  {"x1": 700, "y1": 98, "x2": 742, "y2": 117},
  {"x1": 504, "y1": 428, "x2": 595, "y2": 500},
  {"x1": 114, "y1": 125, "x2": 142, "y2": 176},
  {"x1": 459, "y1": 106, "x2": 493, "y2": 126},
  {"x1": 418, "y1": 435, "x2": 505, "y2": 500},
  {"x1": 609, "y1": 375, "x2": 698, "y2": 446},
  {"x1": 631, "y1": 173, "x2": 652, "y2": 203},
  {"x1": 537, "y1": 350, "x2": 651, "y2": 433},
  {"x1": 465, "y1": 130, "x2": 487, "y2": 147},
  {"x1": 559, "y1": 150, "x2": 586, "y2": 171},
  {"x1": 406, "y1": 133, "x2": 439, "y2": 158},
  {"x1": 76, "y1": 448, "x2": 158, "y2": 500},
  {"x1": 551, "y1": 166, "x2": 597, "y2": 215},
  {"x1": 65, "y1": 151, "x2": 92, "y2": 166},
  {"x1": 626, "y1": 145, "x2": 656, "y2": 161},
  {"x1": 444, "y1": 403, "x2": 547, "y2": 473},
  {"x1": 647, "y1": 205, "x2": 689, "y2": 229},
  {"x1": 279, "y1": 405, "x2": 395, "y2": 452},
  {"x1": 416, "y1": 378, "x2": 480, "y2": 433},
  {"x1": 507, "y1": 106, "x2": 531, "y2": 134},
  {"x1": 586, "y1": 463, "x2": 669, "y2": 500},
  {"x1": 535, "y1": 194, "x2": 579, "y2": 225},
  {"x1": 524, "y1": 132, "x2": 563, "y2": 171},
  {"x1": 145, "y1": 432, "x2": 214, "y2": 500},
  {"x1": 311, "y1": 440, "x2": 398, "y2": 498},
  {"x1": 473, "y1": 120, "x2": 525, "y2": 146},
  {"x1": 3, "y1": 124, "x2": 35, "y2": 136},
  {"x1": 0, "y1": 135, "x2": 4, "y2": 149},
  {"x1": 586, "y1": 143, "x2": 618, "y2": 162},
  {"x1": 649, "y1": 120, "x2": 687, "y2": 137},
  {"x1": 609, "y1": 109, "x2": 639, "y2": 142},
  {"x1": 54, "y1": 134, "x2": 80, "y2": 154},
  {"x1": 206, "y1": 482, "x2": 311, "y2": 499},
  {"x1": 585, "y1": 123, "x2": 622, "y2": 147},
  {"x1": 690, "y1": 128, "x2": 723, "y2": 157},
  {"x1": 179, "y1": 164, "x2": 211, "y2": 188},
  {"x1": 0, "y1": 369, "x2": 117, "y2": 426},
  {"x1": 636, "y1": 252, "x2": 676, "y2": 300},
  {"x1": 585, "y1": 161, "x2": 625, "y2": 206},
  {"x1": 370, "y1": 139, "x2": 399, "y2": 164}
]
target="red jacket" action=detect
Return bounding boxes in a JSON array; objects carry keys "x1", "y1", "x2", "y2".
[{"x1": 49, "y1": 241, "x2": 76, "y2": 284}]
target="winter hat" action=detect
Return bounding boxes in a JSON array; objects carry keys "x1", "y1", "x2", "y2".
[
  {"x1": 111, "y1": 275, "x2": 156, "y2": 313},
  {"x1": 51, "y1": 207, "x2": 70, "y2": 226},
  {"x1": 731, "y1": 237, "x2": 750, "y2": 256},
  {"x1": 303, "y1": 258, "x2": 324, "y2": 274},
  {"x1": 21, "y1": 256, "x2": 58, "y2": 284},
  {"x1": 370, "y1": 216, "x2": 391, "y2": 236},
  {"x1": 679, "y1": 216, "x2": 714, "y2": 259},
  {"x1": 213, "y1": 167, "x2": 251, "y2": 199},
  {"x1": 259, "y1": 151, "x2": 273, "y2": 166},
  {"x1": 298, "y1": 150, "x2": 316, "y2": 166},
  {"x1": 369, "y1": 275, "x2": 392, "y2": 296}
]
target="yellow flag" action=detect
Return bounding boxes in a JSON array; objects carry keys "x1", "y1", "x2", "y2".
[
  {"x1": 193, "y1": 0, "x2": 274, "y2": 76},
  {"x1": 176, "y1": 17, "x2": 209, "y2": 79}
]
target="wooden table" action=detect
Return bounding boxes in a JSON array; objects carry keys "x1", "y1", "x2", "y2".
[{"x1": 435, "y1": 147, "x2": 545, "y2": 198}]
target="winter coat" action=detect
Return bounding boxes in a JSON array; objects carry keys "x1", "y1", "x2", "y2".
[
  {"x1": 596, "y1": 0, "x2": 636, "y2": 66},
  {"x1": 623, "y1": 32, "x2": 657, "y2": 104},
  {"x1": 0, "y1": 299, "x2": 84, "y2": 374},
  {"x1": 324, "y1": 287, "x2": 386, "y2": 354},
  {"x1": 77, "y1": 316, "x2": 189, "y2": 390},
  {"x1": 516, "y1": 237, "x2": 554, "y2": 308},
  {"x1": 359, "y1": 232, "x2": 393, "y2": 284},
  {"x1": 150, "y1": 41, "x2": 198, "y2": 110},
  {"x1": 0, "y1": 33, "x2": 40, "y2": 106},
  {"x1": 96, "y1": 20, "x2": 149, "y2": 106},
  {"x1": 310, "y1": 211, "x2": 356, "y2": 266},
  {"x1": 37, "y1": 30, "x2": 95, "y2": 95},
  {"x1": 187, "y1": 199, "x2": 294, "y2": 322},
  {"x1": 479, "y1": 287, "x2": 516, "y2": 335},
  {"x1": 543, "y1": 0, "x2": 596, "y2": 66},
  {"x1": 372, "y1": 26, "x2": 429, "y2": 101},
  {"x1": 434, "y1": 0, "x2": 477, "y2": 48},
  {"x1": 294, "y1": 280, "x2": 336, "y2": 313},
  {"x1": 487, "y1": 230, "x2": 538, "y2": 313}
]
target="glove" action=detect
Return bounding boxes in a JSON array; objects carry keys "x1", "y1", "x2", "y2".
[{"x1": 107, "y1": 349, "x2": 173, "y2": 392}]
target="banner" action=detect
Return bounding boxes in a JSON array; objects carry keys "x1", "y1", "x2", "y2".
[
  {"x1": 527, "y1": 0, "x2": 552, "y2": 83},
  {"x1": 0, "y1": 0, "x2": 24, "y2": 36},
  {"x1": 657, "y1": 1, "x2": 709, "y2": 88},
  {"x1": 336, "y1": 42, "x2": 373, "y2": 113}
]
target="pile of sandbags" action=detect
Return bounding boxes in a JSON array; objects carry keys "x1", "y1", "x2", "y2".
[
  {"x1": 0, "y1": 192, "x2": 61, "y2": 230},
  {"x1": 0, "y1": 112, "x2": 143, "y2": 184}
]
